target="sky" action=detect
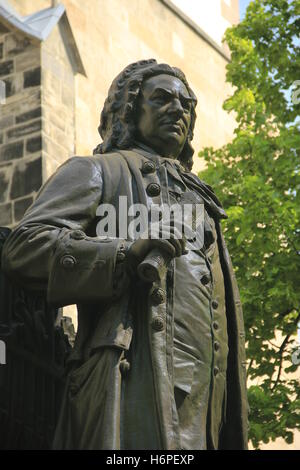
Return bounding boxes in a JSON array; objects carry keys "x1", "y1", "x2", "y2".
[{"x1": 239, "y1": 0, "x2": 252, "y2": 19}]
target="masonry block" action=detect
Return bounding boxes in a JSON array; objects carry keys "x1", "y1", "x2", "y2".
[
  {"x1": 14, "y1": 195, "x2": 34, "y2": 221},
  {"x1": 61, "y1": 85, "x2": 73, "y2": 108},
  {"x1": 16, "y1": 106, "x2": 41, "y2": 124},
  {"x1": 0, "y1": 141, "x2": 23, "y2": 162},
  {"x1": 0, "y1": 23, "x2": 9, "y2": 35},
  {"x1": 1, "y1": 89, "x2": 40, "y2": 117},
  {"x1": 0, "y1": 202, "x2": 12, "y2": 225},
  {"x1": 16, "y1": 48, "x2": 40, "y2": 73},
  {"x1": 0, "y1": 167, "x2": 11, "y2": 203},
  {"x1": 0, "y1": 60, "x2": 14, "y2": 77},
  {"x1": 26, "y1": 135, "x2": 42, "y2": 153},
  {"x1": 10, "y1": 156, "x2": 42, "y2": 199},
  {"x1": 24, "y1": 67, "x2": 41, "y2": 88},
  {"x1": 5, "y1": 34, "x2": 31, "y2": 57},
  {"x1": 7, "y1": 120, "x2": 41, "y2": 140},
  {"x1": 2, "y1": 76, "x2": 14, "y2": 97},
  {"x1": 0, "y1": 115, "x2": 14, "y2": 129}
]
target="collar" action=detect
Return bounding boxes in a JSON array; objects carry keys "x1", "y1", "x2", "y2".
[
  {"x1": 130, "y1": 143, "x2": 227, "y2": 220},
  {"x1": 133, "y1": 141, "x2": 186, "y2": 172}
]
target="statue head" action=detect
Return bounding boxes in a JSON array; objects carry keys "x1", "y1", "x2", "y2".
[{"x1": 94, "y1": 59, "x2": 197, "y2": 171}]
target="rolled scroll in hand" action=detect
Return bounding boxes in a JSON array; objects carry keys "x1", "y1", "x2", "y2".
[{"x1": 137, "y1": 248, "x2": 172, "y2": 283}]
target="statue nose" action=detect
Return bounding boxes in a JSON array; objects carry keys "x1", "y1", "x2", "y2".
[{"x1": 168, "y1": 98, "x2": 184, "y2": 117}]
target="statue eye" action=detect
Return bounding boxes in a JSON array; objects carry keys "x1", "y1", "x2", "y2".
[
  {"x1": 181, "y1": 98, "x2": 192, "y2": 112},
  {"x1": 151, "y1": 91, "x2": 171, "y2": 105},
  {"x1": 154, "y1": 94, "x2": 168, "y2": 104}
]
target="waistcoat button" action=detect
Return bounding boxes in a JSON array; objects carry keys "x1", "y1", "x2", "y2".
[
  {"x1": 201, "y1": 274, "x2": 210, "y2": 285},
  {"x1": 212, "y1": 300, "x2": 219, "y2": 309},
  {"x1": 70, "y1": 230, "x2": 85, "y2": 240},
  {"x1": 151, "y1": 288, "x2": 166, "y2": 305},
  {"x1": 69, "y1": 381, "x2": 79, "y2": 395},
  {"x1": 213, "y1": 366, "x2": 219, "y2": 376},
  {"x1": 60, "y1": 255, "x2": 76, "y2": 269},
  {"x1": 142, "y1": 161, "x2": 156, "y2": 174},
  {"x1": 214, "y1": 341, "x2": 220, "y2": 352},
  {"x1": 116, "y1": 250, "x2": 126, "y2": 262},
  {"x1": 152, "y1": 316, "x2": 165, "y2": 331},
  {"x1": 212, "y1": 321, "x2": 219, "y2": 330},
  {"x1": 146, "y1": 183, "x2": 161, "y2": 197}
]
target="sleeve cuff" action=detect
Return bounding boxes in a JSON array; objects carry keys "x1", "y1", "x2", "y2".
[{"x1": 47, "y1": 230, "x2": 130, "y2": 307}]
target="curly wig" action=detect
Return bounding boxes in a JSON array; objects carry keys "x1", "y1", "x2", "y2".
[{"x1": 93, "y1": 59, "x2": 197, "y2": 171}]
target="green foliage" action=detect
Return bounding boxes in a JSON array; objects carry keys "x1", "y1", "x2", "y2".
[{"x1": 198, "y1": 0, "x2": 300, "y2": 448}]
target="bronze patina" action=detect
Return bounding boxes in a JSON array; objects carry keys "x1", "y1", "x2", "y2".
[{"x1": 2, "y1": 59, "x2": 248, "y2": 450}]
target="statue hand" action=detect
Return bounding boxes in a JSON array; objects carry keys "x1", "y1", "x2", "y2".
[{"x1": 127, "y1": 223, "x2": 187, "y2": 272}]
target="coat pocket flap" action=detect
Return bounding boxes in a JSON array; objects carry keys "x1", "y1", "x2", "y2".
[
  {"x1": 88, "y1": 295, "x2": 133, "y2": 352},
  {"x1": 173, "y1": 347, "x2": 195, "y2": 395}
]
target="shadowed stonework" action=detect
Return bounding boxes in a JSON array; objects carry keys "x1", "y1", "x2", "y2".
[{"x1": 0, "y1": 2, "x2": 84, "y2": 228}]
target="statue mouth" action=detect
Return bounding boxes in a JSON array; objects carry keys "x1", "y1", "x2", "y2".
[{"x1": 161, "y1": 120, "x2": 185, "y2": 135}]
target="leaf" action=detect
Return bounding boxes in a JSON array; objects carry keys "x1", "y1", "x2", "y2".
[{"x1": 198, "y1": 0, "x2": 300, "y2": 449}]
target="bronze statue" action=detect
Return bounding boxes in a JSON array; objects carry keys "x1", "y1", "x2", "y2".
[{"x1": 2, "y1": 59, "x2": 248, "y2": 450}]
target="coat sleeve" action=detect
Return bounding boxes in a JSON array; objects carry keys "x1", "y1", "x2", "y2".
[{"x1": 1, "y1": 156, "x2": 130, "y2": 307}]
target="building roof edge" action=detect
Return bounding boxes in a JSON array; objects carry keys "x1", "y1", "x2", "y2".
[
  {"x1": 0, "y1": 1, "x2": 86, "y2": 75},
  {"x1": 159, "y1": 0, "x2": 231, "y2": 62}
]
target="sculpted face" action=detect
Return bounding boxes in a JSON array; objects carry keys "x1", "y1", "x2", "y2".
[{"x1": 135, "y1": 74, "x2": 193, "y2": 159}]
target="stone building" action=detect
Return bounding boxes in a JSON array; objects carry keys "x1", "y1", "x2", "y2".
[
  {"x1": 0, "y1": 1, "x2": 85, "y2": 227},
  {"x1": 0, "y1": 0, "x2": 239, "y2": 229}
]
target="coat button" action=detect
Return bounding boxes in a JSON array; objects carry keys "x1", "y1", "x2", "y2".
[
  {"x1": 212, "y1": 321, "x2": 219, "y2": 330},
  {"x1": 69, "y1": 382, "x2": 79, "y2": 395},
  {"x1": 142, "y1": 161, "x2": 156, "y2": 174},
  {"x1": 201, "y1": 274, "x2": 210, "y2": 285},
  {"x1": 213, "y1": 366, "x2": 219, "y2": 376},
  {"x1": 214, "y1": 341, "x2": 220, "y2": 352},
  {"x1": 60, "y1": 255, "x2": 76, "y2": 269},
  {"x1": 70, "y1": 230, "x2": 85, "y2": 240},
  {"x1": 150, "y1": 288, "x2": 166, "y2": 305},
  {"x1": 116, "y1": 250, "x2": 126, "y2": 262},
  {"x1": 146, "y1": 183, "x2": 161, "y2": 197},
  {"x1": 119, "y1": 359, "x2": 130, "y2": 376},
  {"x1": 212, "y1": 300, "x2": 219, "y2": 309},
  {"x1": 151, "y1": 316, "x2": 165, "y2": 332}
]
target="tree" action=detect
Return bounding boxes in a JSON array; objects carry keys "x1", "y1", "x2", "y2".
[{"x1": 198, "y1": 0, "x2": 300, "y2": 448}]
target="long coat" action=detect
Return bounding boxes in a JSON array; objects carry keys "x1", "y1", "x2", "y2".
[{"x1": 2, "y1": 147, "x2": 249, "y2": 449}]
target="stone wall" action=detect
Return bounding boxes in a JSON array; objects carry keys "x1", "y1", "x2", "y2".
[
  {"x1": 0, "y1": 28, "x2": 42, "y2": 228},
  {"x1": 8, "y1": 0, "x2": 238, "y2": 174},
  {"x1": 0, "y1": 21, "x2": 76, "y2": 228},
  {"x1": 41, "y1": 23, "x2": 75, "y2": 179}
]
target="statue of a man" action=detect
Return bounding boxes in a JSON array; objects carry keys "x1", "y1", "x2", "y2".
[{"x1": 2, "y1": 59, "x2": 248, "y2": 450}]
